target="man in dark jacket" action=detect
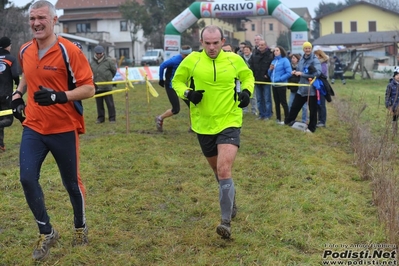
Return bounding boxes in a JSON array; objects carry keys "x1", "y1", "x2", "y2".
[
  {"x1": 331, "y1": 56, "x2": 346, "y2": 85},
  {"x1": 90, "y1": 45, "x2": 117, "y2": 123},
  {"x1": 248, "y1": 40, "x2": 273, "y2": 120},
  {"x1": 0, "y1": 36, "x2": 20, "y2": 151}
]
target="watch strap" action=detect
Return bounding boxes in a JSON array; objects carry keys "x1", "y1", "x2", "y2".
[{"x1": 13, "y1": 90, "x2": 23, "y2": 97}]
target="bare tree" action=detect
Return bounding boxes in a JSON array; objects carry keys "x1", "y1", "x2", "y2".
[
  {"x1": 119, "y1": 0, "x2": 152, "y2": 61},
  {"x1": 364, "y1": 0, "x2": 399, "y2": 11},
  {"x1": 0, "y1": 2, "x2": 31, "y2": 56}
]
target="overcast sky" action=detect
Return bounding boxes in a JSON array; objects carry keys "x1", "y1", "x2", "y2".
[{"x1": 10, "y1": 0, "x2": 345, "y2": 17}]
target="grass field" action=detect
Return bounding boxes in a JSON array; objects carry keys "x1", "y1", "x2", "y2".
[{"x1": 0, "y1": 79, "x2": 396, "y2": 265}]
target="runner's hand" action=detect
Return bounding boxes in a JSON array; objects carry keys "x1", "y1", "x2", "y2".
[{"x1": 34, "y1": 86, "x2": 68, "y2": 106}]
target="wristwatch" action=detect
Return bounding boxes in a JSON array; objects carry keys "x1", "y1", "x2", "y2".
[
  {"x1": 184, "y1": 89, "x2": 191, "y2": 98},
  {"x1": 12, "y1": 90, "x2": 23, "y2": 97}
]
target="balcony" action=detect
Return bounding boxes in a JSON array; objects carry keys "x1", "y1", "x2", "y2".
[{"x1": 75, "y1": 32, "x2": 111, "y2": 44}]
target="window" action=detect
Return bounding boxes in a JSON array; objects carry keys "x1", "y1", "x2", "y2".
[
  {"x1": 116, "y1": 48, "x2": 130, "y2": 60},
  {"x1": 334, "y1": 21, "x2": 342, "y2": 34},
  {"x1": 269, "y1": 23, "x2": 273, "y2": 31},
  {"x1": 77, "y1": 23, "x2": 90, "y2": 33},
  {"x1": 120, "y1": 21, "x2": 127, "y2": 32},
  {"x1": 369, "y1": 21, "x2": 376, "y2": 32},
  {"x1": 251, "y1": 24, "x2": 255, "y2": 31},
  {"x1": 350, "y1": 21, "x2": 357, "y2": 32}
]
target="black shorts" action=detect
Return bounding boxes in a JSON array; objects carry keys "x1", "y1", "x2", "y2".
[{"x1": 197, "y1": 127, "x2": 241, "y2": 157}]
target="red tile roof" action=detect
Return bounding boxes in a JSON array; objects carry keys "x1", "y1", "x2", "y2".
[
  {"x1": 56, "y1": 0, "x2": 144, "y2": 10},
  {"x1": 58, "y1": 12, "x2": 122, "y2": 21}
]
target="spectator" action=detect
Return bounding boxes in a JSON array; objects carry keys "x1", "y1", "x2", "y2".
[
  {"x1": 254, "y1": 34, "x2": 263, "y2": 50},
  {"x1": 287, "y1": 54, "x2": 307, "y2": 123},
  {"x1": 236, "y1": 41, "x2": 246, "y2": 56},
  {"x1": 0, "y1": 36, "x2": 20, "y2": 151},
  {"x1": 222, "y1": 43, "x2": 234, "y2": 52},
  {"x1": 269, "y1": 46, "x2": 292, "y2": 125},
  {"x1": 331, "y1": 56, "x2": 346, "y2": 85},
  {"x1": 156, "y1": 45, "x2": 192, "y2": 132},
  {"x1": 241, "y1": 45, "x2": 257, "y2": 115},
  {"x1": 90, "y1": 45, "x2": 117, "y2": 124},
  {"x1": 172, "y1": 25, "x2": 254, "y2": 239},
  {"x1": 284, "y1": 41, "x2": 321, "y2": 133},
  {"x1": 385, "y1": 66, "x2": 399, "y2": 136},
  {"x1": 248, "y1": 39, "x2": 274, "y2": 120},
  {"x1": 314, "y1": 49, "x2": 330, "y2": 127},
  {"x1": 11, "y1": 0, "x2": 95, "y2": 261}
]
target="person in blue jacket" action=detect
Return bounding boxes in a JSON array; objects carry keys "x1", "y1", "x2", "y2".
[
  {"x1": 156, "y1": 45, "x2": 192, "y2": 132},
  {"x1": 284, "y1": 41, "x2": 322, "y2": 133},
  {"x1": 268, "y1": 46, "x2": 292, "y2": 124}
]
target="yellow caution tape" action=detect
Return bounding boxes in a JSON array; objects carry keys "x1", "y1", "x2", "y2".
[{"x1": 0, "y1": 109, "x2": 13, "y2": 117}]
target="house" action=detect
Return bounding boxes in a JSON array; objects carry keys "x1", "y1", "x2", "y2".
[
  {"x1": 198, "y1": 17, "x2": 245, "y2": 49},
  {"x1": 199, "y1": 6, "x2": 311, "y2": 51},
  {"x1": 313, "y1": 1, "x2": 399, "y2": 78},
  {"x1": 243, "y1": 7, "x2": 311, "y2": 49},
  {"x1": 58, "y1": 32, "x2": 99, "y2": 59},
  {"x1": 314, "y1": 1, "x2": 399, "y2": 36},
  {"x1": 55, "y1": 0, "x2": 146, "y2": 65}
]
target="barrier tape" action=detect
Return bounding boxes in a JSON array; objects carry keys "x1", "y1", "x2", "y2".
[
  {"x1": 0, "y1": 109, "x2": 13, "y2": 116},
  {"x1": 256, "y1": 77, "x2": 316, "y2": 86},
  {"x1": 1, "y1": 79, "x2": 140, "y2": 117},
  {"x1": 1, "y1": 77, "x2": 315, "y2": 117}
]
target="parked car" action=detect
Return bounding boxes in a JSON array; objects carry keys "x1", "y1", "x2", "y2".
[
  {"x1": 141, "y1": 49, "x2": 164, "y2": 66},
  {"x1": 119, "y1": 57, "x2": 135, "y2": 67}
]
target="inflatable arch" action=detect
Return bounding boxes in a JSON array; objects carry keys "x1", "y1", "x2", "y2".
[{"x1": 164, "y1": 0, "x2": 308, "y2": 60}]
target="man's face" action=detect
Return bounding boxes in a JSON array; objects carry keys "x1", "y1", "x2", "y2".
[
  {"x1": 303, "y1": 47, "x2": 312, "y2": 56},
  {"x1": 29, "y1": 6, "x2": 56, "y2": 41},
  {"x1": 239, "y1": 44, "x2": 245, "y2": 51},
  {"x1": 258, "y1": 41, "x2": 267, "y2": 52},
  {"x1": 222, "y1": 45, "x2": 232, "y2": 52},
  {"x1": 95, "y1": 52, "x2": 104, "y2": 59},
  {"x1": 254, "y1": 36, "x2": 262, "y2": 46},
  {"x1": 201, "y1": 29, "x2": 225, "y2": 59}
]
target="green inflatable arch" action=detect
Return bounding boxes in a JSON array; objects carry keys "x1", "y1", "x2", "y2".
[{"x1": 164, "y1": 0, "x2": 309, "y2": 60}]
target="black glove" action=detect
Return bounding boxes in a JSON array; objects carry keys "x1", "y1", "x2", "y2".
[
  {"x1": 34, "y1": 86, "x2": 68, "y2": 106},
  {"x1": 158, "y1": 80, "x2": 165, "y2": 87},
  {"x1": 238, "y1": 89, "x2": 251, "y2": 108},
  {"x1": 11, "y1": 98, "x2": 26, "y2": 123},
  {"x1": 187, "y1": 90, "x2": 205, "y2": 105}
]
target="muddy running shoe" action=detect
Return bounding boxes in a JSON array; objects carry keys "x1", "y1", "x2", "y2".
[
  {"x1": 32, "y1": 228, "x2": 59, "y2": 261},
  {"x1": 72, "y1": 225, "x2": 89, "y2": 246},
  {"x1": 155, "y1": 116, "x2": 163, "y2": 132},
  {"x1": 216, "y1": 219, "x2": 231, "y2": 239},
  {"x1": 0, "y1": 145, "x2": 5, "y2": 152}
]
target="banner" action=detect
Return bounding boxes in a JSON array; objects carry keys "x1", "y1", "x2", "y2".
[{"x1": 114, "y1": 66, "x2": 160, "y2": 82}]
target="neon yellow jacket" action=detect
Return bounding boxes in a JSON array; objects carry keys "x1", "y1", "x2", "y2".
[{"x1": 172, "y1": 50, "x2": 254, "y2": 134}]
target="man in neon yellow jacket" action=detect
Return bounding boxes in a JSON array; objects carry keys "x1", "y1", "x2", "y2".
[{"x1": 172, "y1": 25, "x2": 254, "y2": 239}]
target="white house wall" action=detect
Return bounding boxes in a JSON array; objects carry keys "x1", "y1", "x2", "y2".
[{"x1": 96, "y1": 19, "x2": 145, "y2": 62}]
